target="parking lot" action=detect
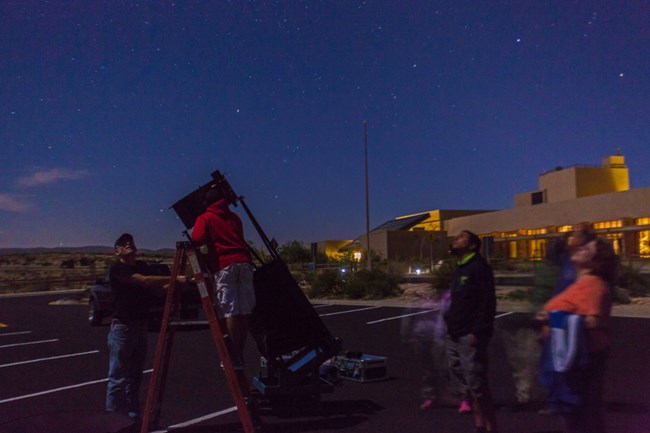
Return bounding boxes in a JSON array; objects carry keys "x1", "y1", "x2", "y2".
[{"x1": 1, "y1": 292, "x2": 650, "y2": 433}]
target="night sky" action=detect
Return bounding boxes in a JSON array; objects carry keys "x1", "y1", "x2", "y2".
[{"x1": 1, "y1": 1, "x2": 649, "y2": 250}]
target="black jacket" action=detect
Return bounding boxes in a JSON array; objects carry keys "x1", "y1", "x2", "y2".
[{"x1": 443, "y1": 252, "x2": 496, "y2": 339}]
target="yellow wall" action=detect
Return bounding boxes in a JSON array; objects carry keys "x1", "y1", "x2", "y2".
[{"x1": 575, "y1": 167, "x2": 629, "y2": 198}]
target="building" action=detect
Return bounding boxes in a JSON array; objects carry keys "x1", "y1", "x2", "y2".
[
  {"x1": 327, "y1": 209, "x2": 491, "y2": 267},
  {"x1": 446, "y1": 153, "x2": 650, "y2": 259},
  {"x1": 318, "y1": 152, "x2": 650, "y2": 263}
]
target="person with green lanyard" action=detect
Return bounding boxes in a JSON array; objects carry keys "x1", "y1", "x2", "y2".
[{"x1": 444, "y1": 230, "x2": 498, "y2": 433}]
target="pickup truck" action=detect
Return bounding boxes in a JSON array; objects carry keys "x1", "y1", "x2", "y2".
[{"x1": 88, "y1": 262, "x2": 201, "y2": 328}]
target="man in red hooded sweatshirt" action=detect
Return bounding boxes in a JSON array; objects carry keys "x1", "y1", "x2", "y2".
[{"x1": 191, "y1": 188, "x2": 255, "y2": 369}]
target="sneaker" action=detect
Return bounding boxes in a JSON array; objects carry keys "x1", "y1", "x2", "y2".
[
  {"x1": 419, "y1": 399, "x2": 434, "y2": 410},
  {"x1": 458, "y1": 400, "x2": 472, "y2": 414}
]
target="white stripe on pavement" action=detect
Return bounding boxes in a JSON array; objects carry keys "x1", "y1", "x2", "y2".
[
  {"x1": 0, "y1": 369, "x2": 153, "y2": 404},
  {"x1": 0, "y1": 331, "x2": 32, "y2": 337},
  {"x1": 0, "y1": 338, "x2": 59, "y2": 349},
  {"x1": 367, "y1": 308, "x2": 438, "y2": 325},
  {"x1": 0, "y1": 350, "x2": 100, "y2": 368},
  {"x1": 319, "y1": 306, "x2": 381, "y2": 317},
  {"x1": 151, "y1": 406, "x2": 238, "y2": 433},
  {"x1": 495, "y1": 312, "x2": 515, "y2": 319}
]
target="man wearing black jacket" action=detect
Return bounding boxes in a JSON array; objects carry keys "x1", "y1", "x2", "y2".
[{"x1": 444, "y1": 230, "x2": 498, "y2": 433}]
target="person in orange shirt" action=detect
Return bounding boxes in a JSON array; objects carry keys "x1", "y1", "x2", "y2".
[{"x1": 537, "y1": 238, "x2": 618, "y2": 433}]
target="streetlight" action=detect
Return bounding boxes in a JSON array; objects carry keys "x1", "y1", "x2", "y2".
[{"x1": 364, "y1": 121, "x2": 372, "y2": 271}]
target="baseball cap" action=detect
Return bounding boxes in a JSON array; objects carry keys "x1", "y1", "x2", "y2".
[{"x1": 114, "y1": 233, "x2": 134, "y2": 248}]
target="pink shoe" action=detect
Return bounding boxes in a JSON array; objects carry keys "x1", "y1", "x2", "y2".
[
  {"x1": 419, "y1": 399, "x2": 434, "y2": 410},
  {"x1": 458, "y1": 400, "x2": 472, "y2": 414}
]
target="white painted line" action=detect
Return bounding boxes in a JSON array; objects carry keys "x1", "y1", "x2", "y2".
[
  {"x1": 319, "y1": 306, "x2": 381, "y2": 317},
  {"x1": 0, "y1": 350, "x2": 100, "y2": 368},
  {"x1": 0, "y1": 338, "x2": 59, "y2": 349},
  {"x1": 0, "y1": 369, "x2": 153, "y2": 404},
  {"x1": 495, "y1": 312, "x2": 515, "y2": 319},
  {"x1": 0, "y1": 289, "x2": 85, "y2": 299},
  {"x1": 312, "y1": 304, "x2": 333, "y2": 309},
  {"x1": 151, "y1": 406, "x2": 238, "y2": 433},
  {"x1": 367, "y1": 308, "x2": 438, "y2": 325},
  {"x1": 0, "y1": 331, "x2": 32, "y2": 337}
]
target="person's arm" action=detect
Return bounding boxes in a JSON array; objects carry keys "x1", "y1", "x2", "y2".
[
  {"x1": 583, "y1": 315, "x2": 603, "y2": 329},
  {"x1": 190, "y1": 215, "x2": 207, "y2": 244},
  {"x1": 467, "y1": 264, "x2": 495, "y2": 340},
  {"x1": 128, "y1": 274, "x2": 187, "y2": 296}
]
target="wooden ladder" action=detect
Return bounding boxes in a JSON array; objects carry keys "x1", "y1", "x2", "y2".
[{"x1": 140, "y1": 241, "x2": 256, "y2": 433}]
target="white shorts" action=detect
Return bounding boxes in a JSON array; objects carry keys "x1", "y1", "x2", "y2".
[{"x1": 215, "y1": 263, "x2": 255, "y2": 318}]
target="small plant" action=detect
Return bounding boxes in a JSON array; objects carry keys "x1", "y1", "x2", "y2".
[{"x1": 617, "y1": 264, "x2": 650, "y2": 297}]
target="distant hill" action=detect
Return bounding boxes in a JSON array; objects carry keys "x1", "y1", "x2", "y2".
[{"x1": 0, "y1": 246, "x2": 176, "y2": 256}]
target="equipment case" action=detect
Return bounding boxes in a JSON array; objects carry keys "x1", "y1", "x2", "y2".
[{"x1": 333, "y1": 353, "x2": 387, "y2": 383}]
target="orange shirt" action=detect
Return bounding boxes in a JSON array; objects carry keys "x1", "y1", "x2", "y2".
[{"x1": 544, "y1": 274, "x2": 612, "y2": 353}]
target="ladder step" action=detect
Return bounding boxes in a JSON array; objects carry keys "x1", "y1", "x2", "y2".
[{"x1": 168, "y1": 320, "x2": 211, "y2": 331}]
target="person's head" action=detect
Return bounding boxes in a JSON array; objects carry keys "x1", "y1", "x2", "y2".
[
  {"x1": 114, "y1": 233, "x2": 137, "y2": 261},
  {"x1": 571, "y1": 237, "x2": 619, "y2": 284},
  {"x1": 568, "y1": 224, "x2": 597, "y2": 252},
  {"x1": 450, "y1": 230, "x2": 481, "y2": 257},
  {"x1": 203, "y1": 188, "x2": 224, "y2": 207}
]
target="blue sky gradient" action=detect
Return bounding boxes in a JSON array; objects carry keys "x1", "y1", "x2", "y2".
[{"x1": 1, "y1": 1, "x2": 649, "y2": 249}]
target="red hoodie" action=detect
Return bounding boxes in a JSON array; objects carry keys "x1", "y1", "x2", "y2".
[{"x1": 191, "y1": 198, "x2": 252, "y2": 271}]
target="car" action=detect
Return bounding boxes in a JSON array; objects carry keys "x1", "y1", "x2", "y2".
[{"x1": 88, "y1": 262, "x2": 201, "y2": 328}]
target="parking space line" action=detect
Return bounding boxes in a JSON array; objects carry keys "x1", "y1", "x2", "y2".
[
  {"x1": 319, "y1": 306, "x2": 381, "y2": 317},
  {"x1": 151, "y1": 406, "x2": 238, "y2": 433},
  {"x1": 0, "y1": 350, "x2": 100, "y2": 368},
  {"x1": 0, "y1": 331, "x2": 32, "y2": 337},
  {"x1": 0, "y1": 338, "x2": 59, "y2": 349},
  {"x1": 0, "y1": 369, "x2": 153, "y2": 404},
  {"x1": 367, "y1": 310, "x2": 514, "y2": 326},
  {"x1": 366, "y1": 308, "x2": 438, "y2": 325},
  {"x1": 312, "y1": 304, "x2": 333, "y2": 309}
]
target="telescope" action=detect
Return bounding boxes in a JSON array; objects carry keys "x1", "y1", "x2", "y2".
[{"x1": 171, "y1": 170, "x2": 341, "y2": 410}]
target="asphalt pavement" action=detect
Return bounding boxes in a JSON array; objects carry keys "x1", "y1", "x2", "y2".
[{"x1": 1, "y1": 291, "x2": 649, "y2": 433}]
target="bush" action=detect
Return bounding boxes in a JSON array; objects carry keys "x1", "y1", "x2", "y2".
[
  {"x1": 344, "y1": 268, "x2": 401, "y2": 299},
  {"x1": 431, "y1": 260, "x2": 456, "y2": 295},
  {"x1": 617, "y1": 264, "x2": 650, "y2": 297},
  {"x1": 306, "y1": 269, "x2": 345, "y2": 298},
  {"x1": 530, "y1": 262, "x2": 559, "y2": 309}
]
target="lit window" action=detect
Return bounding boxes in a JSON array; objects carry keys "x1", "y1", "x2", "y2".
[
  {"x1": 637, "y1": 218, "x2": 650, "y2": 226},
  {"x1": 640, "y1": 231, "x2": 650, "y2": 258},
  {"x1": 558, "y1": 225, "x2": 573, "y2": 233},
  {"x1": 509, "y1": 241, "x2": 517, "y2": 259},
  {"x1": 529, "y1": 239, "x2": 547, "y2": 260},
  {"x1": 604, "y1": 234, "x2": 621, "y2": 254},
  {"x1": 594, "y1": 220, "x2": 623, "y2": 229}
]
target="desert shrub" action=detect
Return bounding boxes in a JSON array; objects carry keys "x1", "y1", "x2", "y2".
[
  {"x1": 530, "y1": 262, "x2": 559, "y2": 308},
  {"x1": 431, "y1": 260, "x2": 456, "y2": 294},
  {"x1": 79, "y1": 256, "x2": 96, "y2": 267},
  {"x1": 306, "y1": 269, "x2": 345, "y2": 298},
  {"x1": 60, "y1": 259, "x2": 75, "y2": 269},
  {"x1": 343, "y1": 268, "x2": 401, "y2": 299},
  {"x1": 617, "y1": 264, "x2": 650, "y2": 297}
]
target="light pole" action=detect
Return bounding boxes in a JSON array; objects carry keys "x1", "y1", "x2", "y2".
[{"x1": 364, "y1": 121, "x2": 372, "y2": 271}]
